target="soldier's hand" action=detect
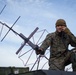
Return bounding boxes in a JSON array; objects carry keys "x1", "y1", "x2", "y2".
[
  {"x1": 63, "y1": 27, "x2": 71, "y2": 35},
  {"x1": 35, "y1": 48, "x2": 44, "y2": 55},
  {"x1": 35, "y1": 49, "x2": 41, "y2": 55}
]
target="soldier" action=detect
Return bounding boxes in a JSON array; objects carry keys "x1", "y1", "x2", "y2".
[{"x1": 36, "y1": 19, "x2": 76, "y2": 71}]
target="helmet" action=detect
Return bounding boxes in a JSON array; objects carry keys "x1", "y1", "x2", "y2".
[{"x1": 55, "y1": 19, "x2": 67, "y2": 27}]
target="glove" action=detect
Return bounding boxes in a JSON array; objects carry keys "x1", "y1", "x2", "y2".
[
  {"x1": 64, "y1": 28, "x2": 71, "y2": 35},
  {"x1": 35, "y1": 48, "x2": 44, "y2": 55},
  {"x1": 34, "y1": 45, "x2": 44, "y2": 55}
]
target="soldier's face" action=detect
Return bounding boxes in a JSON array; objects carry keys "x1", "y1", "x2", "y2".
[{"x1": 56, "y1": 25, "x2": 66, "y2": 32}]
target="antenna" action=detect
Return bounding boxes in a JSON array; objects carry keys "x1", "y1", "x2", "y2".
[
  {"x1": 0, "y1": 5, "x2": 6, "y2": 15},
  {"x1": 16, "y1": 27, "x2": 39, "y2": 54},
  {"x1": 0, "y1": 24, "x2": 4, "y2": 37},
  {"x1": 0, "y1": 20, "x2": 39, "y2": 54},
  {"x1": 0, "y1": 21, "x2": 50, "y2": 70},
  {"x1": 1, "y1": 16, "x2": 21, "y2": 42}
]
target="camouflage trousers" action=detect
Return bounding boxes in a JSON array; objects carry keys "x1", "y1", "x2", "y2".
[{"x1": 49, "y1": 49, "x2": 76, "y2": 71}]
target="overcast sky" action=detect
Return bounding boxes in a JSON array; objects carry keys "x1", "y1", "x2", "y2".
[{"x1": 0, "y1": 0, "x2": 76, "y2": 71}]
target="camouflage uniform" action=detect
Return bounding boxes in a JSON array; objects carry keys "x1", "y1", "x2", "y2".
[{"x1": 39, "y1": 19, "x2": 76, "y2": 71}]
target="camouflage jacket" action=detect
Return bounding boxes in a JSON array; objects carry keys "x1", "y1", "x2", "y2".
[{"x1": 40, "y1": 28, "x2": 76, "y2": 58}]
